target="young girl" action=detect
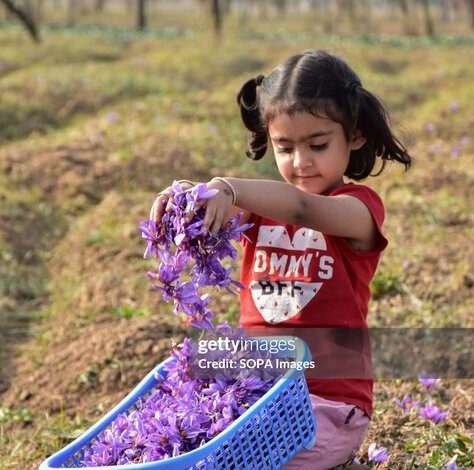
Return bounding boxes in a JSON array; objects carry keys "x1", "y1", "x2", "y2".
[{"x1": 150, "y1": 49, "x2": 411, "y2": 469}]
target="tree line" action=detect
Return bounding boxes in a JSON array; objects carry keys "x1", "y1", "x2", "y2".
[{"x1": 1, "y1": 0, "x2": 474, "y2": 43}]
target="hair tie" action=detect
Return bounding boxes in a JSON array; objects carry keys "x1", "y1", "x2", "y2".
[
  {"x1": 255, "y1": 74, "x2": 265, "y2": 86},
  {"x1": 344, "y1": 80, "x2": 359, "y2": 94}
]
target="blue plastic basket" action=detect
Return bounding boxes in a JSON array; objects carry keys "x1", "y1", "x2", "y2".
[{"x1": 40, "y1": 336, "x2": 316, "y2": 470}]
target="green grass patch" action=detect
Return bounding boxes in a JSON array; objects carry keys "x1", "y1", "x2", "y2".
[
  {"x1": 0, "y1": 407, "x2": 33, "y2": 425},
  {"x1": 107, "y1": 305, "x2": 147, "y2": 319},
  {"x1": 371, "y1": 270, "x2": 404, "y2": 299}
]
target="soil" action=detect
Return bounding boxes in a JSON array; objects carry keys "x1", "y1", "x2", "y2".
[{"x1": 1, "y1": 313, "x2": 184, "y2": 417}]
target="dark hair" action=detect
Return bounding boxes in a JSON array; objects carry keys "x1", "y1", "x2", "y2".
[{"x1": 236, "y1": 49, "x2": 412, "y2": 180}]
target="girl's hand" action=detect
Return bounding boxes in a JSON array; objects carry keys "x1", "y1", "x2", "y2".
[
  {"x1": 149, "y1": 181, "x2": 195, "y2": 223},
  {"x1": 186, "y1": 179, "x2": 235, "y2": 236}
]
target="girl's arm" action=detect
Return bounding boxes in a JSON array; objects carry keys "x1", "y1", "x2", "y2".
[{"x1": 204, "y1": 178, "x2": 378, "y2": 250}]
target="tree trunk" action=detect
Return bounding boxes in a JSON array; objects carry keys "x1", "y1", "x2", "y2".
[
  {"x1": 222, "y1": 0, "x2": 232, "y2": 15},
  {"x1": 321, "y1": 0, "x2": 334, "y2": 33},
  {"x1": 236, "y1": 0, "x2": 249, "y2": 29},
  {"x1": 398, "y1": 0, "x2": 409, "y2": 14},
  {"x1": 137, "y1": 0, "x2": 146, "y2": 30},
  {"x1": 467, "y1": 0, "x2": 474, "y2": 28},
  {"x1": 96, "y1": 0, "x2": 106, "y2": 12},
  {"x1": 67, "y1": 0, "x2": 76, "y2": 27},
  {"x1": 360, "y1": 0, "x2": 373, "y2": 33},
  {"x1": 397, "y1": 0, "x2": 411, "y2": 34},
  {"x1": 439, "y1": 0, "x2": 451, "y2": 23},
  {"x1": 211, "y1": 0, "x2": 222, "y2": 37},
  {"x1": 22, "y1": 0, "x2": 33, "y2": 16},
  {"x1": 36, "y1": 0, "x2": 44, "y2": 23},
  {"x1": 420, "y1": 0, "x2": 435, "y2": 36},
  {"x1": 275, "y1": 0, "x2": 288, "y2": 16},
  {"x1": 346, "y1": 0, "x2": 357, "y2": 32},
  {"x1": 0, "y1": 0, "x2": 40, "y2": 42},
  {"x1": 259, "y1": 0, "x2": 269, "y2": 20}
]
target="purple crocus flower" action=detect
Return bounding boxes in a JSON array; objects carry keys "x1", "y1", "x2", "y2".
[
  {"x1": 419, "y1": 402, "x2": 449, "y2": 424},
  {"x1": 185, "y1": 183, "x2": 218, "y2": 215},
  {"x1": 418, "y1": 372, "x2": 441, "y2": 389},
  {"x1": 140, "y1": 220, "x2": 160, "y2": 259},
  {"x1": 106, "y1": 111, "x2": 119, "y2": 123},
  {"x1": 425, "y1": 122, "x2": 436, "y2": 134},
  {"x1": 368, "y1": 443, "x2": 389, "y2": 463},
  {"x1": 440, "y1": 457, "x2": 458, "y2": 470},
  {"x1": 393, "y1": 394, "x2": 421, "y2": 413},
  {"x1": 83, "y1": 442, "x2": 114, "y2": 466},
  {"x1": 449, "y1": 101, "x2": 460, "y2": 112}
]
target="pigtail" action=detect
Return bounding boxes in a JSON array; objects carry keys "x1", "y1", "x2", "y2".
[
  {"x1": 236, "y1": 75, "x2": 268, "y2": 160},
  {"x1": 346, "y1": 87, "x2": 412, "y2": 180}
]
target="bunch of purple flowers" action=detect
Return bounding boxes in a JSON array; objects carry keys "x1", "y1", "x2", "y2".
[
  {"x1": 139, "y1": 181, "x2": 253, "y2": 332},
  {"x1": 393, "y1": 373, "x2": 449, "y2": 425},
  {"x1": 82, "y1": 327, "x2": 276, "y2": 466},
  {"x1": 81, "y1": 182, "x2": 281, "y2": 466}
]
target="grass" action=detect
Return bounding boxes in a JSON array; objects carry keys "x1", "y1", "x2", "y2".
[{"x1": 0, "y1": 13, "x2": 473, "y2": 470}]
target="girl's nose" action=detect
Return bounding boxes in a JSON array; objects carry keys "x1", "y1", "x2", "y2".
[{"x1": 294, "y1": 149, "x2": 314, "y2": 170}]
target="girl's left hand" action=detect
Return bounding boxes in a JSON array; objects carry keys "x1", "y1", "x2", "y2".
[{"x1": 186, "y1": 179, "x2": 234, "y2": 236}]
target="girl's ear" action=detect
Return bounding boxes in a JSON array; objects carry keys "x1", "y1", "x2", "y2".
[{"x1": 349, "y1": 129, "x2": 366, "y2": 151}]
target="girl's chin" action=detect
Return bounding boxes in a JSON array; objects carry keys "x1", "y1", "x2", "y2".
[{"x1": 295, "y1": 177, "x2": 323, "y2": 192}]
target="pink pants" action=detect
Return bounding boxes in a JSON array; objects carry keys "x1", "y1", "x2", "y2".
[{"x1": 283, "y1": 394, "x2": 370, "y2": 470}]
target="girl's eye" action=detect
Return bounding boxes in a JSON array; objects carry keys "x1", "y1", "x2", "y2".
[
  {"x1": 276, "y1": 148, "x2": 293, "y2": 155},
  {"x1": 310, "y1": 143, "x2": 328, "y2": 151}
]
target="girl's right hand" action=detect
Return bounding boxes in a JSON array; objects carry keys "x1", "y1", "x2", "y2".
[
  {"x1": 149, "y1": 182, "x2": 195, "y2": 224},
  {"x1": 149, "y1": 186, "x2": 173, "y2": 224}
]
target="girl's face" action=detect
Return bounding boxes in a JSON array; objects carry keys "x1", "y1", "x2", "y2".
[{"x1": 268, "y1": 112, "x2": 365, "y2": 195}]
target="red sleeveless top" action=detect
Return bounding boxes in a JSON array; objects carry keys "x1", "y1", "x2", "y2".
[{"x1": 238, "y1": 183, "x2": 388, "y2": 418}]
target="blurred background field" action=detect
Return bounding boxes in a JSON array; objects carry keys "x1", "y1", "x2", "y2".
[{"x1": 0, "y1": 1, "x2": 473, "y2": 468}]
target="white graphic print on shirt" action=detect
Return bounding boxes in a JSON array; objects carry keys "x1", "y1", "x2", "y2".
[{"x1": 250, "y1": 225, "x2": 334, "y2": 324}]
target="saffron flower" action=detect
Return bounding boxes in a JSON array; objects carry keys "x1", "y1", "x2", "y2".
[
  {"x1": 393, "y1": 394, "x2": 421, "y2": 413},
  {"x1": 140, "y1": 219, "x2": 161, "y2": 259},
  {"x1": 418, "y1": 372, "x2": 441, "y2": 390},
  {"x1": 425, "y1": 122, "x2": 436, "y2": 134},
  {"x1": 440, "y1": 457, "x2": 458, "y2": 470},
  {"x1": 418, "y1": 401, "x2": 449, "y2": 424},
  {"x1": 449, "y1": 101, "x2": 460, "y2": 112},
  {"x1": 106, "y1": 111, "x2": 119, "y2": 123},
  {"x1": 368, "y1": 443, "x2": 389, "y2": 463},
  {"x1": 451, "y1": 145, "x2": 461, "y2": 158}
]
